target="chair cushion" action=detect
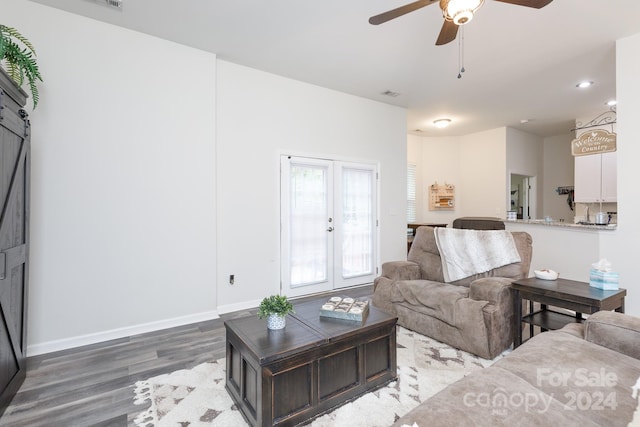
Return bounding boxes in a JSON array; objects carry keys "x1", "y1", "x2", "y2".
[{"x1": 393, "y1": 280, "x2": 477, "y2": 325}]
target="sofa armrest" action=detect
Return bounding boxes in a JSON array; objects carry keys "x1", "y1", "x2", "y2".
[
  {"x1": 380, "y1": 261, "x2": 421, "y2": 281},
  {"x1": 584, "y1": 311, "x2": 640, "y2": 360},
  {"x1": 557, "y1": 322, "x2": 585, "y2": 339},
  {"x1": 469, "y1": 277, "x2": 513, "y2": 304}
]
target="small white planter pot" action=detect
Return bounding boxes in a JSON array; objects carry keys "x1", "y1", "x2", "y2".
[{"x1": 267, "y1": 314, "x2": 286, "y2": 330}]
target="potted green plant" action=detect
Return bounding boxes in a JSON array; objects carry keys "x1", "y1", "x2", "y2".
[
  {"x1": 0, "y1": 25, "x2": 43, "y2": 108},
  {"x1": 257, "y1": 295, "x2": 295, "y2": 330}
]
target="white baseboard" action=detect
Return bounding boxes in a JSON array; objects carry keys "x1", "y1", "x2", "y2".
[
  {"x1": 27, "y1": 310, "x2": 220, "y2": 356},
  {"x1": 216, "y1": 284, "x2": 374, "y2": 315},
  {"x1": 216, "y1": 299, "x2": 260, "y2": 315}
]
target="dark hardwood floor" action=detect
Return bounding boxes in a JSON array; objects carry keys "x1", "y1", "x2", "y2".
[{"x1": 0, "y1": 286, "x2": 374, "y2": 427}]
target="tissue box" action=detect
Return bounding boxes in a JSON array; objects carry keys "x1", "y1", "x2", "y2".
[{"x1": 589, "y1": 269, "x2": 619, "y2": 290}]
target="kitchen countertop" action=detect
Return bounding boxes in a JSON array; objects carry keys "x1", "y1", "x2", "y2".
[{"x1": 505, "y1": 219, "x2": 617, "y2": 230}]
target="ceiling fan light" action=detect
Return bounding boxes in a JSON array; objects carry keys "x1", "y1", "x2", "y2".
[
  {"x1": 434, "y1": 119, "x2": 452, "y2": 128},
  {"x1": 453, "y1": 10, "x2": 474, "y2": 25},
  {"x1": 442, "y1": 0, "x2": 484, "y2": 25}
]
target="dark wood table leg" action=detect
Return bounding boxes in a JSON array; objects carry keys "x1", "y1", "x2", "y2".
[
  {"x1": 616, "y1": 300, "x2": 625, "y2": 313},
  {"x1": 529, "y1": 300, "x2": 534, "y2": 339},
  {"x1": 513, "y1": 289, "x2": 522, "y2": 349},
  {"x1": 540, "y1": 304, "x2": 548, "y2": 332}
]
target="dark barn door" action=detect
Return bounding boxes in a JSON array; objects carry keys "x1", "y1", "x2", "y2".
[{"x1": 0, "y1": 69, "x2": 30, "y2": 417}]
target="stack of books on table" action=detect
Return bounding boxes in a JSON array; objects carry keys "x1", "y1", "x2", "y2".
[{"x1": 320, "y1": 296, "x2": 369, "y2": 321}]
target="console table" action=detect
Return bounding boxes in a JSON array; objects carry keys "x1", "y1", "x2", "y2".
[
  {"x1": 512, "y1": 277, "x2": 626, "y2": 348},
  {"x1": 407, "y1": 223, "x2": 447, "y2": 252},
  {"x1": 225, "y1": 297, "x2": 397, "y2": 426}
]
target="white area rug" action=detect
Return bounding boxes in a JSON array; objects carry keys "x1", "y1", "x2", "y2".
[{"x1": 133, "y1": 327, "x2": 505, "y2": 427}]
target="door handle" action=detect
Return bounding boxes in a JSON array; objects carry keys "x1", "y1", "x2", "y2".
[
  {"x1": 327, "y1": 227, "x2": 334, "y2": 232},
  {"x1": 0, "y1": 244, "x2": 26, "y2": 280}
]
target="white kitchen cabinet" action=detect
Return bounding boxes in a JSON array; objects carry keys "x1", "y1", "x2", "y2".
[
  {"x1": 574, "y1": 152, "x2": 617, "y2": 203},
  {"x1": 600, "y1": 151, "x2": 617, "y2": 201}
]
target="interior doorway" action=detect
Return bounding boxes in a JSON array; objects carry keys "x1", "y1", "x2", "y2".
[{"x1": 510, "y1": 174, "x2": 536, "y2": 220}]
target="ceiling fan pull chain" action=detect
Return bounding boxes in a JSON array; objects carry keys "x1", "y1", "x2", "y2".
[
  {"x1": 457, "y1": 26, "x2": 465, "y2": 79},
  {"x1": 457, "y1": 27, "x2": 462, "y2": 78},
  {"x1": 461, "y1": 26, "x2": 466, "y2": 73}
]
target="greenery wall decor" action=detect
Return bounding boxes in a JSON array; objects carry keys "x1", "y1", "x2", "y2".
[{"x1": 0, "y1": 25, "x2": 43, "y2": 108}]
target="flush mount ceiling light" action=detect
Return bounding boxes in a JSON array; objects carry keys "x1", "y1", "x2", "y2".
[
  {"x1": 576, "y1": 81, "x2": 594, "y2": 89},
  {"x1": 86, "y1": 0, "x2": 122, "y2": 9},
  {"x1": 434, "y1": 119, "x2": 452, "y2": 128},
  {"x1": 380, "y1": 90, "x2": 401, "y2": 97},
  {"x1": 441, "y1": 0, "x2": 485, "y2": 25}
]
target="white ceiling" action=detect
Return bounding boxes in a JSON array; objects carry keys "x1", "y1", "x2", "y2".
[{"x1": 30, "y1": 0, "x2": 640, "y2": 137}]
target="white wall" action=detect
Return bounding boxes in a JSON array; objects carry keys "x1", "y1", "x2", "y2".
[
  {"x1": 542, "y1": 134, "x2": 575, "y2": 222},
  {"x1": 506, "y1": 128, "x2": 543, "y2": 219},
  {"x1": 407, "y1": 134, "x2": 423, "y2": 221},
  {"x1": 215, "y1": 61, "x2": 407, "y2": 312},
  {"x1": 600, "y1": 32, "x2": 640, "y2": 316},
  {"x1": 459, "y1": 128, "x2": 507, "y2": 218},
  {"x1": 5, "y1": 1, "x2": 218, "y2": 354},
  {"x1": 411, "y1": 128, "x2": 520, "y2": 223},
  {"x1": 413, "y1": 128, "x2": 573, "y2": 225},
  {"x1": 407, "y1": 135, "x2": 461, "y2": 225},
  {"x1": 505, "y1": 223, "x2": 602, "y2": 281}
]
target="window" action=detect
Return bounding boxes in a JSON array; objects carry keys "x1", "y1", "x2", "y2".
[{"x1": 407, "y1": 163, "x2": 416, "y2": 222}]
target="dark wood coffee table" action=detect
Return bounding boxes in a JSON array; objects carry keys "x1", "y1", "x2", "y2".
[
  {"x1": 224, "y1": 297, "x2": 397, "y2": 427},
  {"x1": 512, "y1": 277, "x2": 626, "y2": 348}
]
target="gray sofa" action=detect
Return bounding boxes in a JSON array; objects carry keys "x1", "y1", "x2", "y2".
[
  {"x1": 393, "y1": 311, "x2": 640, "y2": 426},
  {"x1": 373, "y1": 226, "x2": 532, "y2": 359}
]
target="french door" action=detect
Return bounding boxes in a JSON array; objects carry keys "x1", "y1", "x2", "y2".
[{"x1": 281, "y1": 156, "x2": 377, "y2": 298}]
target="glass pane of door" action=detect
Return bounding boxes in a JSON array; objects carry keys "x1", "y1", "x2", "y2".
[
  {"x1": 335, "y1": 163, "x2": 377, "y2": 288},
  {"x1": 281, "y1": 156, "x2": 333, "y2": 297}
]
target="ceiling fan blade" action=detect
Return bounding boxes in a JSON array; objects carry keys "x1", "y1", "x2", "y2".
[
  {"x1": 369, "y1": 0, "x2": 437, "y2": 25},
  {"x1": 435, "y1": 20, "x2": 459, "y2": 45},
  {"x1": 493, "y1": 0, "x2": 553, "y2": 8}
]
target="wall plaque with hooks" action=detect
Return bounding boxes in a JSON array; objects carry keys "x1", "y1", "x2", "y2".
[{"x1": 429, "y1": 182, "x2": 455, "y2": 210}]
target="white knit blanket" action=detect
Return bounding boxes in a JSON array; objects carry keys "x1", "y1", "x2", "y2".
[{"x1": 434, "y1": 228, "x2": 521, "y2": 282}]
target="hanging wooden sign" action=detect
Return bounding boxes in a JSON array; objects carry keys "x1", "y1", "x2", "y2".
[{"x1": 571, "y1": 129, "x2": 617, "y2": 156}]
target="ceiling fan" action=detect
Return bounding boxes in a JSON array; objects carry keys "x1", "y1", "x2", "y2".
[{"x1": 369, "y1": 0, "x2": 554, "y2": 46}]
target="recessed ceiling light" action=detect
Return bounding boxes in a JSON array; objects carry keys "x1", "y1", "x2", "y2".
[
  {"x1": 520, "y1": 119, "x2": 532, "y2": 124},
  {"x1": 576, "y1": 81, "x2": 594, "y2": 89},
  {"x1": 606, "y1": 100, "x2": 617, "y2": 106},
  {"x1": 433, "y1": 119, "x2": 452, "y2": 128},
  {"x1": 90, "y1": 0, "x2": 122, "y2": 8},
  {"x1": 381, "y1": 90, "x2": 400, "y2": 97}
]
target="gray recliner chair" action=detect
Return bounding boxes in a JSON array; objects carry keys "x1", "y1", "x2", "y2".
[{"x1": 373, "y1": 226, "x2": 532, "y2": 359}]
